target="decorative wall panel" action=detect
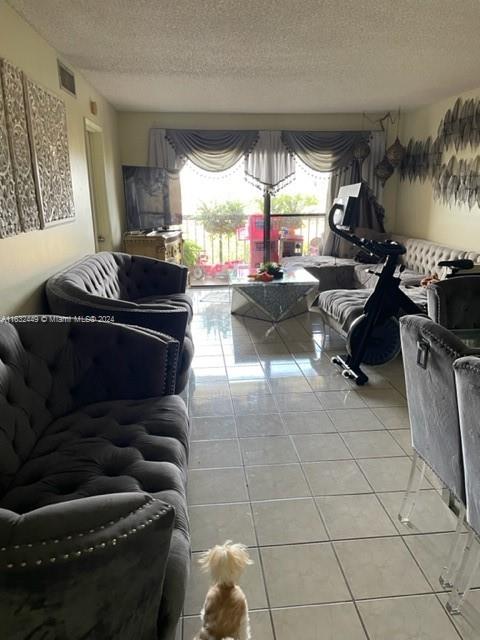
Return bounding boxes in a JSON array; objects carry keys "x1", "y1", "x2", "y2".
[
  {"x1": 0, "y1": 67, "x2": 21, "y2": 238},
  {"x1": 0, "y1": 59, "x2": 41, "y2": 232},
  {"x1": 25, "y1": 77, "x2": 75, "y2": 226}
]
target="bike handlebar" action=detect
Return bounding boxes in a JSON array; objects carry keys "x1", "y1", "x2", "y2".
[{"x1": 328, "y1": 202, "x2": 406, "y2": 259}]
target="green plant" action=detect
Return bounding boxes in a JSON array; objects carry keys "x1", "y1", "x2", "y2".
[
  {"x1": 182, "y1": 239, "x2": 203, "y2": 268},
  {"x1": 259, "y1": 261, "x2": 282, "y2": 275},
  {"x1": 196, "y1": 200, "x2": 247, "y2": 263}
]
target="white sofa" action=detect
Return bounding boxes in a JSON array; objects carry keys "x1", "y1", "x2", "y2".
[{"x1": 285, "y1": 235, "x2": 480, "y2": 337}]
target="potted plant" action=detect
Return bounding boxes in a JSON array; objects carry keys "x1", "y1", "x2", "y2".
[{"x1": 259, "y1": 261, "x2": 284, "y2": 279}]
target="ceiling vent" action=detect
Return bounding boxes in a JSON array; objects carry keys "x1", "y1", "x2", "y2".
[{"x1": 57, "y1": 60, "x2": 76, "y2": 97}]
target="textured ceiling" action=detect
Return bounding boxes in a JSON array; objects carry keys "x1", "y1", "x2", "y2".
[{"x1": 8, "y1": 0, "x2": 480, "y2": 113}]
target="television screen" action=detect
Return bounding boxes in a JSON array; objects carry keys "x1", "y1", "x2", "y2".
[{"x1": 122, "y1": 166, "x2": 182, "y2": 231}]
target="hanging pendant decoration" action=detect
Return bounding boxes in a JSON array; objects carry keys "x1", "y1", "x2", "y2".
[
  {"x1": 375, "y1": 155, "x2": 394, "y2": 186},
  {"x1": 352, "y1": 137, "x2": 371, "y2": 164},
  {"x1": 385, "y1": 136, "x2": 406, "y2": 168}
]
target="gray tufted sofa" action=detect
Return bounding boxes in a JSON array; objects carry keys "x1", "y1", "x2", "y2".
[
  {"x1": 0, "y1": 318, "x2": 190, "y2": 640},
  {"x1": 314, "y1": 235, "x2": 480, "y2": 337},
  {"x1": 46, "y1": 252, "x2": 194, "y2": 393}
]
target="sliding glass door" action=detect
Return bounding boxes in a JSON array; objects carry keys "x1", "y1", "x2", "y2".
[{"x1": 180, "y1": 158, "x2": 330, "y2": 286}]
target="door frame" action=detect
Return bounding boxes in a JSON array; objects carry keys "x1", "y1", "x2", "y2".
[{"x1": 84, "y1": 118, "x2": 112, "y2": 251}]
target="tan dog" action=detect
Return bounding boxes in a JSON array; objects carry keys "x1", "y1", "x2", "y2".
[{"x1": 193, "y1": 541, "x2": 253, "y2": 640}]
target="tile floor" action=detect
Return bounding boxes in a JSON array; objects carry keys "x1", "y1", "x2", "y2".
[{"x1": 177, "y1": 288, "x2": 478, "y2": 639}]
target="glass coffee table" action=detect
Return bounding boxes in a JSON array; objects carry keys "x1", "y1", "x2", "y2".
[
  {"x1": 451, "y1": 328, "x2": 480, "y2": 348},
  {"x1": 230, "y1": 267, "x2": 319, "y2": 323}
]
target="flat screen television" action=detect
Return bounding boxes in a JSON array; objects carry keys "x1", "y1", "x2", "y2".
[{"x1": 122, "y1": 166, "x2": 182, "y2": 231}]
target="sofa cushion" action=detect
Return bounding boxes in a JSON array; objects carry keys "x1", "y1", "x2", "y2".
[
  {"x1": 353, "y1": 264, "x2": 425, "y2": 289},
  {"x1": 0, "y1": 395, "x2": 189, "y2": 539},
  {"x1": 318, "y1": 287, "x2": 428, "y2": 333},
  {"x1": 136, "y1": 293, "x2": 193, "y2": 321}
]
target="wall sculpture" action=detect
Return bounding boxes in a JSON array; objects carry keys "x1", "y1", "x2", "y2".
[{"x1": 0, "y1": 57, "x2": 75, "y2": 238}]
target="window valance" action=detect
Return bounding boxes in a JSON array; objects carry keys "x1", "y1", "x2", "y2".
[
  {"x1": 148, "y1": 127, "x2": 384, "y2": 197},
  {"x1": 281, "y1": 130, "x2": 370, "y2": 174}
]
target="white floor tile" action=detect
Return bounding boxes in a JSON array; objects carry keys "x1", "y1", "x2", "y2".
[
  {"x1": 315, "y1": 389, "x2": 366, "y2": 409},
  {"x1": 358, "y1": 456, "x2": 432, "y2": 492},
  {"x1": 252, "y1": 498, "x2": 328, "y2": 545},
  {"x1": 236, "y1": 413, "x2": 286, "y2": 437},
  {"x1": 272, "y1": 603, "x2": 367, "y2": 640},
  {"x1": 334, "y1": 537, "x2": 432, "y2": 599},
  {"x1": 245, "y1": 463, "x2": 311, "y2": 500},
  {"x1": 282, "y1": 410, "x2": 336, "y2": 434},
  {"x1": 190, "y1": 416, "x2": 237, "y2": 441},
  {"x1": 327, "y1": 408, "x2": 385, "y2": 431},
  {"x1": 189, "y1": 502, "x2": 256, "y2": 552},
  {"x1": 341, "y1": 430, "x2": 406, "y2": 458},
  {"x1": 273, "y1": 392, "x2": 323, "y2": 412},
  {"x1": 378, "y1": 490, "x2": 458, "y2": 535},
  {"x1": 240, "y1": 436, "x2": 298, "y2": 465},
  {"x1": 358, "y1": 594, "x2": 459, "y2": 640},
  {"x1": 316, "y1": 493, "x2": 398, "y2": 539},
  {"x1": 293, "y1": 433, "x2": 352, "y2": 462},
  {"x1": 187, "y1": 467, "x2": 248, "y2": 505},
  {"x1": 189, "y1": 439, "x2": 242, "y2": 469},
  {"x1": 303, "y1": 460, "x2": 372, "y2": 495},
  {"x1": 232, "y1": 394, "x2": 278, "y2": 415},
  {"x1": 261, "y1": 542, "x2": 350, "y2": 607}
]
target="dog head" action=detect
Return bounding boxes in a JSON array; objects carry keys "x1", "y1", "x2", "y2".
[{"x1": 198, "y1": 540, "x2": 253, "y2": 585}]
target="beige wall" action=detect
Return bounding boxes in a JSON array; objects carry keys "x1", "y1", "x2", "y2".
[
  {"x1": 117, "y1": 111, "x2": 399, "y2": 230},
  {"x1": 0, "y1": 3, "x2": 123, "y2": 314},
  {"x1": 395, "y1": 87, "x2": 480, "y2": 250}
]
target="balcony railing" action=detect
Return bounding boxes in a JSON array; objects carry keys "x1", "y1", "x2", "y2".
[{"x1": 183, "y1": 213, "x2": 326, "y2": 285}]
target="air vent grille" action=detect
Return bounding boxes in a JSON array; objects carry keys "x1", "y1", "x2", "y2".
[{"x1": 57, "y1": 60, "x2": 76, "y2": 96}]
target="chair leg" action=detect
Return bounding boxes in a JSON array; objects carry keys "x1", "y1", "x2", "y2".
[
  {"x1": 446, "y1": 531, "x2": 480, "y2": 615},
  {"x1": 398, "y1": 453, "x2": 426, "y2": 524},
  {"x1": 439, "y1": 502, "x2": 467, "y2": 589}
]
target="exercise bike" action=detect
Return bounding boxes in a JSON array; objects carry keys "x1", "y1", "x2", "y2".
[{"x1": 327, "y1": 185, "x2": 474, "y2": 385}]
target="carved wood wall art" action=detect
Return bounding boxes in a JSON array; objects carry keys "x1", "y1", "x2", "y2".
[
  {"x1": 0, "y1": 56, "x2": 75, "y2": 239},
  {"x1": 25, "y1": 77, "x2": 75, "y2": 226},
  {"x1": 1, "y1": 60, "x2": 41, "y2": 232},
  {"x1": 0, "y1": 63, "x2": 21, "y2": 238}
]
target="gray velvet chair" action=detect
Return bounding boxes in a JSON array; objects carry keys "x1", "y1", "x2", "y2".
[
  {"x1": 427, "y1": 275, "x2": 480, "y2": 329},
  {"x1": 399, "y1": 315, "x2": 480, "y2": 586},
  {"x1": 447, "y1": 355, "x2": 480, "y2": 614},
  {"x1": 46, "y1": 252, "x2": 194, "y2": 393},
  {"x1": 0, "y1": 317, "x2": 190, "y2": 640}
]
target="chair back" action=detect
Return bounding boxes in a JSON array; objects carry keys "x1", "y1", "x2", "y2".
[{"x1": 400, "y1": 314, "x2": 472, "y2": 502}]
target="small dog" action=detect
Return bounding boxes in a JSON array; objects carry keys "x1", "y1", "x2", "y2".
[{"x1": 193, "y1": 540, "x2": 253, "y2": 640}]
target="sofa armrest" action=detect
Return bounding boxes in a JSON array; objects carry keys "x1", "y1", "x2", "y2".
[
  {"x1": 46, "y1": 284, "x2": 189, "y2": 343},
  {"x1": 13, "y1": 319, "x2": 179, "y2": 410},
  {"x1": 0, "y1": 493, "x2": 175, "y2": 640},
  {"x1": 427, "y1": 275, "x2": 480, "y2": 329}
]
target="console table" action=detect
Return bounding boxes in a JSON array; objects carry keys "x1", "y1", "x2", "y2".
[{"x1": 123, "y1": 230, "x2": 183, "y2": 264}]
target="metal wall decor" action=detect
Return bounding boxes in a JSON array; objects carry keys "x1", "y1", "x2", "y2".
[
  {"x1": 25, "y1": 77, "x2": 75, "y2": 226},
  {"x1": 0, "y1": 63, "x2": 21, "y2": 238},
  {"x1": 400, "y1": 94, "x2": 480, "y2": 208},
  {"x1": 437, "y1": 97, "x2": 480, "y2": 152},
  {"x1": 432, "y1": 155, "x2": 480, "y2": 208},
  {"x1": 1, "y1": 60, "x2": 41, "y2": 233}
]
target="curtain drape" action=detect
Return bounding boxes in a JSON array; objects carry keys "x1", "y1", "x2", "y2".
[
  {"x1": 148, "y1": 128, "x2": 182, "y2": 170},
  {"x1": 244, "y1": 130, "x2": 295, "y2": 193},
  {"x1": 164, "y1": 129, "x2": 259, "y2": 172},
  {"x1": 147, "y1": 127, "x2": 385, "y2": 259},
  {"x1": 361, "y1": 130, "x2": 386, "y2": 202},
  {"x1": 281, "y1": 131, "x2": 370, "y2": 174}
]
